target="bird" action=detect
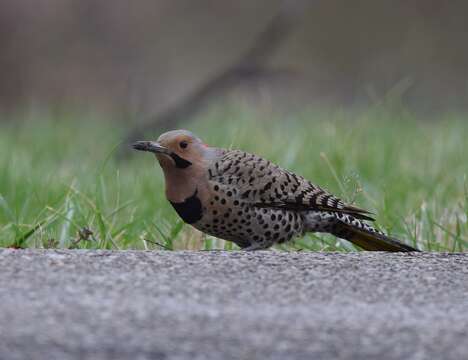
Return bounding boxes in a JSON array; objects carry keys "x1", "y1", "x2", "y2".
[{"x1": 132, "y1": 130, "x2": 419, "y2": 252}]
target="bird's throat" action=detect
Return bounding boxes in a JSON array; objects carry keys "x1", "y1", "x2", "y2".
[{"x1": 162, "y1": 166, "x2": 203, "y2": 204}]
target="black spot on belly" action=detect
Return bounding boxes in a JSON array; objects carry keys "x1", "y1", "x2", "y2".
[{"x1": 169, "y1": 189, "x2": 203, "y2": 224}]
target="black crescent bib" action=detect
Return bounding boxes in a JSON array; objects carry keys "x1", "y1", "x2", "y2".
[{"x1": 169, "y1": 189, "x2": 203, "y2": 224}]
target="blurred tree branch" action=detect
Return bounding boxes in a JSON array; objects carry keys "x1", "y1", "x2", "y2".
[{"x1": 125, "y1": 0, "x2": 309, "y2": 144}]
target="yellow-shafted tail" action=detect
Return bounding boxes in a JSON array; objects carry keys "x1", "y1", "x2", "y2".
[{"x1": 334, "y1": 221, "x2": 420, "y2": 252}]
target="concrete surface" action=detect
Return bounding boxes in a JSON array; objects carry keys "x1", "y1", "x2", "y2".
[{"x1": 0, "y1": 250, "x2": 467, "y2": 360}]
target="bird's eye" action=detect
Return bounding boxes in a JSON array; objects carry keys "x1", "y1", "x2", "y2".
[{"x1": 179, "y1": 141, "x2": 188, "y2": 149}]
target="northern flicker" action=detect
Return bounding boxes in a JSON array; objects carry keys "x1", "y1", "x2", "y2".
[{"x1": 132, "y1": 130, "x2": 419, "y2": 251}]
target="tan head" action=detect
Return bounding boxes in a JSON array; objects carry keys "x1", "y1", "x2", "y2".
[
  {"x1": 133, "y1": 130, "x2": 215, "y2": 201},
  {"x1": 132, "y1": 130, "x2": 209, "y2": 170}
]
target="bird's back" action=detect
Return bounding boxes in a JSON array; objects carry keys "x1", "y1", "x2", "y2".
[
  {"x1": 190, "y1": 149, "x2": 305, "y2": 248},
  {"x1": 193, "y1": 149, "x2": 359, "y2": 249},
  {"x1": 194, "y1": 149, "x2": 417, "y2": 251}
]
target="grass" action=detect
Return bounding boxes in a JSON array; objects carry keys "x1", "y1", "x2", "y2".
[{"x1": 0, "y1": 106, "x2": 467, "y2": 251}]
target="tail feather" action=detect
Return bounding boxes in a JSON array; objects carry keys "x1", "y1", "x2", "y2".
[{"x1": 333, "y1": 220, "x2": 419, "y2": 252}]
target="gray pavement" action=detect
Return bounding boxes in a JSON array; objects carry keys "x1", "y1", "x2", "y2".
[{"x1": 0, "y1": 250, "x2": 468, "y2": 360}]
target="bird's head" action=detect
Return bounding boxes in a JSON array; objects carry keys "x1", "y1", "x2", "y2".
[{"x1": 132, "y1": 130, "x2": 210, "y2": 170}]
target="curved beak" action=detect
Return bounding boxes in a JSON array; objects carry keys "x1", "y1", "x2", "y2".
[{"x1": 132, "y1": 141, "x2": 170, "y2": 155}]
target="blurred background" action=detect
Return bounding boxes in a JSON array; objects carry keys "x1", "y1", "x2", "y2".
[
  {"x1": 1, "y1": 0, "x2": 468, "y2": 120},
  {"x1": 0, "y1": 1, "x2": 467, "y2": 250}
]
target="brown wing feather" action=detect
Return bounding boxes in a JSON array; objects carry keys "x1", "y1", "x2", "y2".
[
  {"x1": 209, "y1": 150, "x2": 375, "y2": 221},
  {"x1": 252, "y1": 201, "x2": 374, "y2": 221}
]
